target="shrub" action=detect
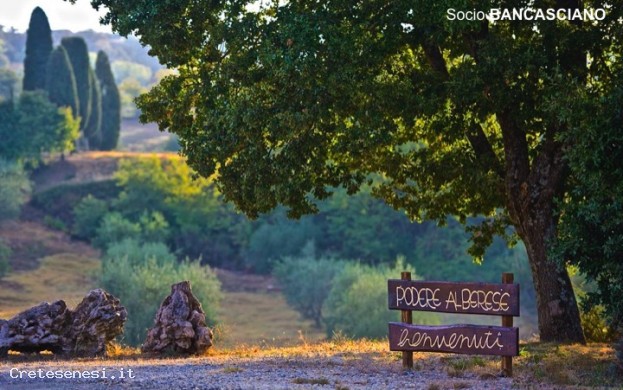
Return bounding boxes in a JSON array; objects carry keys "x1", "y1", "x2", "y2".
[
  {"x1": 323, "y1": 259, "x2": 439, "y2": 339},
  {"x1": 0, "y1": 239, "x2": 11, "y2": 278},
  {"x1": 93, "y1": 212, "x2": 142, "y2": 249},
  {"x1": 138, "y1": 211, "x2": 170, "y2": 243},
  {"x1": 0, "y1": 159, "x2": 31, "y2": 222},
  {"x1": 72, "y1": 195, "x2": 109, "y2": 239},
  {"x1": 101, "y1": 244, "x2": 221, "y2": 346},
  {"x1": 105, "y1": 239, "x2": 175, "y2": 267},
  {"x1": 273, "y1": 252, "x2": 344, "y2": 327},
  {"x1": 31, "y1": 180, "x2": 119, "y2": 225}
]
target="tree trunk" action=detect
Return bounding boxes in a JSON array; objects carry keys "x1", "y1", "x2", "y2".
[
  {"x1": 517, "y1": 208, "x2": 585, "y2": 343},
  {"x1": 498, "y1": 115, "x2": 586, "y2": 343}
]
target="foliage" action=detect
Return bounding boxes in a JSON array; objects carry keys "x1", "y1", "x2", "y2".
[
  {"x1": 0, "y1": 238, "x2": 11, "y2": 278},
  {"x1": 112, "y1": 157, "x2": 248, "y2": 266},
  {"x1": 0, "y1": 68, "x2": 18, "y2": 102},
  {"x1": 61, "y1": 36, "x2": 92, "y2": 134},
  {"x1": 0, "y1": 159, "x2": 30, "y2": 222},
  {"x1": 93, "y1": 212, "x2": 142, "y2": 249},
  {"x1": 22, "y1": 7, "x2": 52, "y2": 91},
  {"x1": 84, "y1": 67, "x2": 102, "y2": 149},
  {"x1": 273, "y1": 252, "x2": 344, "y2": 327},
  {"x1": 554, "y1": 69, "x2": 623, "y2": 330},
  {"x1": 95, "y1": 50, "x2": 121, "y2": 150},
  {"x1": 0, "y1": 91, "x2": 78, "y2": 160},
  {"x1": 72, "y1": 195, "x2": 109, "y2": 239},
  {"x1": 32, "y1": 179, "x2": 119, "y2": 225},
  {"x1": 323, "y1": 259, "x2": 438, "y2": 339},
  {"x1": 246, "y1": 215, "x2": 321, "y2": 273},
  {"x1": 101, "y1": 241, "x2": 221, "y2": 346},
  {"x1": 104, "y1": 239, "x2": 175, "y2": 267},
  {"x1": 117, "y1": 77, "x2": 146, "y2": 119},
  {"x1": 45, "y1": 45, "x2": 79, "y2": 117},
  {"x1": 579, "y1": 306, "x2": 618, "y2": 343}
]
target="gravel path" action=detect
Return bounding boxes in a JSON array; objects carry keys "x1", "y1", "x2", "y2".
[{"x1": 1, "y1": 354, "x2": 517, "y2": 390}]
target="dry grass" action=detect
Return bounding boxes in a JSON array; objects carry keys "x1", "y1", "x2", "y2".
[
  {"x1": 0, "y1": 253, "x2": 99, "y2": 318},
  {"x1": 215, "y1": 291, "x2": 325, "y2": 348},
  {"x1": 514, "y1": 342, "x2": 621, "y2": 387}
]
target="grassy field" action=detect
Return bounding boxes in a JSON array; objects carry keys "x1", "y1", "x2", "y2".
[
  {"x1": 215, "y1": 291, "x2": 325, "y2": 348},
  {"x1": 0, "y1": 254, "x2": 100, "y2": 319}
]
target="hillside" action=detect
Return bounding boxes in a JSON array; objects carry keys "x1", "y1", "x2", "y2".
[{"x1": 1, "y1": 152, "x2": 325, "y2": 346}]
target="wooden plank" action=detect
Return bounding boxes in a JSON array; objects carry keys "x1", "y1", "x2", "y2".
[
  {"x1": 387, "y1": 280, "x2": 520, "y2": 316},
  {"x1": 388, "y1": 323, "x2": 519, "y2": 357}
]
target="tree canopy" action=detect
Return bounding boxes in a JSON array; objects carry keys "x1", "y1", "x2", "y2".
[
  {"x1": 95, "y1": 50, "x2": 121, "y2": 150},
  {"x1": 81, "y1": 0, "x2": 623, "y2": 341},
  {"x1": 84, "y1": 67, "x2": 102, "y2": 149},
  {"x1": 45, "y1": 45, "x2": 79, "y2": 117},
  {"x1": 0, "y1": 91, "x2": 79, "y2": 161},
  {"x1": 23, "y1": 7, "x2": 52, "y2": 91},
  {"x1": 61, "y1": 36, "x2": 92, "y2": 135}
]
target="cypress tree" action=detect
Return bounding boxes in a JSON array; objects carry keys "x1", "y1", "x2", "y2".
[
  {"x1": 84, "y1": 68, "x2": 102, "y2": 149},
  {"x1": 45, "y1": 46, "x2": 79, "y2": 118},
  {"x1": 23, "y1": 7, "x2": 53, "y2": 91},
  {"x1": 61, "y1": 37, "x2": 91, "y2": 134},
  {"x1": 95, "y1": 50, "x2": 120, "y2": 150}
]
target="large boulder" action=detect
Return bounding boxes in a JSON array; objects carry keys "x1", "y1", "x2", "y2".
[
  {"x1": 142, "y1": 281, "x2": 213, "y2": 355},
  {"x1": 0, "y1": 301, "x2": 71, "y2": 357},
  {"x1": 62, "y1": 289, "x2": 127, "y2": 356},
  {"x1": 0, "y1": 289, "x2": 126, "y2": 358}
]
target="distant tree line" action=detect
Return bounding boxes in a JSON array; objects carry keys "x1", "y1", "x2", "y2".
[{"x1": 0, "y1": 6, "x2": 121, "y2": 160}]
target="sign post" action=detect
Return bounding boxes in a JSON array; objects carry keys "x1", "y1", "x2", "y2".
[
  {"x1": 501, "y1": 273, "x2": 514, "y2": 376},
  {"x1": 400, "y1": 271, "x2": 413, "y2": 369},
  {"x1": 387, "y1": 274, "x2": 520, "y2": 376}
]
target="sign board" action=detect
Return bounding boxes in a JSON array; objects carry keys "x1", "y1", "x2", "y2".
[
  {"x1": 387, "y1": 280, "x2": 520, "y2": 316},
  {"x1": 388, "y1": 322, "x2": 519, "y2": 357}
]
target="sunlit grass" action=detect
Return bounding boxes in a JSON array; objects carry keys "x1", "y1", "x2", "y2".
[
  {"x1": 0, "y1": 253, "x2": 99, "y2": 318},
  {"x1": 214, "y1": 291, "x2": 325, "y2": 348}
]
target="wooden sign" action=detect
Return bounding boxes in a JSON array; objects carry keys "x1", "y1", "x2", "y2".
[
  {"x1": 387, "y1": 280, "x2": 520, "y2": 316},
  {"x1": 388, "y1": 322, "x2": 519, "y2": 357}
]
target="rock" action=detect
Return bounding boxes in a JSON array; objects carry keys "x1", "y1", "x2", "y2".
[
  {"x1": 142, "y1": 281, "x2": 213, "y2": 355},
  {"x1": 0, "y1": 289, "x2": 126, "y2": 358},
  {"x1": 62, "y1": 289, "x2": 127, "y2": 356},
  {"x1": 0, "y1": 301, "x2": 71, "y2": 357}
]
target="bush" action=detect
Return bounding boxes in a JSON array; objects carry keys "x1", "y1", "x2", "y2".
[
  {"x1": 0, "y1": 159, "x2": 31, "y2": 222},
  {"x1": 0, "y1": 239, "x2": 11, "y2": 278},
  {"x1": 101, "y1": 242, "x2": 221, "y2": 346},
  {"x1": 31, "y1": 179, "x2": 119, "y2": 226},
  {"x1": 273, "y1": 251, "x2": 344, "y2": 327},
  {"x1": 105, "y1": 239, "x2": 175, "y2": 267},
  {"x1": 94, "y1": 212, "x2": 142, "y2": 249},
  {"x1": 138, "y1": 211, "x2": 170, "y2": 243},
  {"x1": 323, "y1": 259, "x2": 439, "y2": 339},
  {"x1": 72, "y1": 195, "x2": 109, "y2": 239}
]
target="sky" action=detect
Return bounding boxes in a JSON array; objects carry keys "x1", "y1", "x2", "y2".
[{"x1": 0, "y1": 0, "x2": 112, "y2": 33}]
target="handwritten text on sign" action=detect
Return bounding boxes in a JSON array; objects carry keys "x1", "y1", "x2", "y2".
[
  {"x1": 387, "y1": 280, "x2": 520, "y2": 316},
  {"x1": 388, "y1": 323, "x2": 519, "y2": 356}
]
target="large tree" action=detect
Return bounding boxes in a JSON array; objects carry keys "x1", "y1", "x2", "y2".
[
  {"x1": 61, "y1": 36, "x2": 92, "y2": 136},
  {"x1": 95, "y1": 50, "x2": 121, "y2": 150},
  {"x1": 84, "y1": 67, "x2": 102, "y2": 149},
  {"x1": 23, "y1": 7, "x2": 52, "y2": 91},
  {"x1": 45, "y1": 45, "x2": 79, "y2": 118},
  {"x1": 79, "y1": 0, "x2": 623, "y2": 341},
  {"x1": 0, "y1": 91, "x2": 79, "y2": 160}
]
